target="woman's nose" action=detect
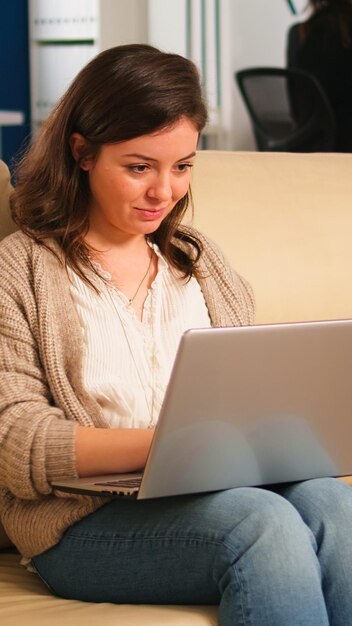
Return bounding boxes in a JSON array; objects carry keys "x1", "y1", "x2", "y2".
[{"x1": 146, "y1": 174, "x2": 173, "y2": 202}]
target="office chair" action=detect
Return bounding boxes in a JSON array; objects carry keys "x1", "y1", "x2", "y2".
[{"x1": 235, "y1": 67, "x2": 336, "y2": 152}]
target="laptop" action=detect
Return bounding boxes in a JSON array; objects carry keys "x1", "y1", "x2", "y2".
[{"x1": 52, "y1": 319, "x2": 352, "y2": 499}]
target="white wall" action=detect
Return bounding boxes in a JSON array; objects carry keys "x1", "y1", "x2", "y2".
[
  {"x1": 148, "y1": 0, "x2": 187, "y2": 56},
  {"x1": 100, "y1": 0, "x2": 148, "y2": 48}
]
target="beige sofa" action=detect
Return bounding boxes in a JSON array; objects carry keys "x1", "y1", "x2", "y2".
[{"x1": 1, "y1": 150, "x2": 352, "y2": 625}]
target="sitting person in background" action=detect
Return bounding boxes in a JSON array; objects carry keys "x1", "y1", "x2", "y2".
[
  {"x1": 1, "y1": 43, "x2": 352, "y2": 625},
  {"x1": 287, "y1": 0, "x2": 352, "y2": 151}
]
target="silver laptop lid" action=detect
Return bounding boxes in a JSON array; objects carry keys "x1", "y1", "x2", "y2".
[{"x1": 139, "y1": 319, "x2": 352, "y2": 498}]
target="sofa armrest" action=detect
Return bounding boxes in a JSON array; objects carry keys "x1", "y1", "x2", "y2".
[{"x1": 0, "y1": 160, "x2": 16, "y2": 240}]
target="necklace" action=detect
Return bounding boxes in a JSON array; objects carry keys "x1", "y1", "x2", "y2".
[
  {"x1": 105, "y1": 273, "x2": 158, "y2": 430},
  {"x1": 127, "y1": 248, "x2": 154, "y2": 306}
]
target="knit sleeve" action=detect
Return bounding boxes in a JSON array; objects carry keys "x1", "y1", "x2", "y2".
[
  {"x1": 0, "y1": 237, "x2": 78, "y2": 500},
  {"x1": 193, "y1": 229, "x2": 255, "y2": 327}
]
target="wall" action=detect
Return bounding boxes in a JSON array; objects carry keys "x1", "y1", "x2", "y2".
[
  {"x1": 100, "y1": 0, "x2": 148, "y2": 48},
  {"x1": 0, "y1": 0, "x2": 30, "y2": 167}
]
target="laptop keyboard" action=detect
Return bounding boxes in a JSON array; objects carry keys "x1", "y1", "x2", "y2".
[{"x1": 93, "y1": 479, "x2": 142, "y2": 488}]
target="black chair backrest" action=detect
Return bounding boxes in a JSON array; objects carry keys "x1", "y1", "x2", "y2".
[{"x1": 235, "y1": 67, "x2": 336, "y2": 152}]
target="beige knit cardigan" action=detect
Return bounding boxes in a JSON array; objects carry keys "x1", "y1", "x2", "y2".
[{"x1": 0, "y1": 230, "x2": 254, "y2": 558}]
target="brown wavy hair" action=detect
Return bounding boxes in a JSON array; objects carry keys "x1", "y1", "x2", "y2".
[{"x1": 11, "y1": 44, "x2": 208, "y2": 285}]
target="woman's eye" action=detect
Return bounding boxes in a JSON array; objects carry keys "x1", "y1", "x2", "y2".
[
  {"x1": 127, "y1": 163, "x2": 193, "y2": 174},
  {"x1": 175, "y1": 163, "x2": 194, "y2": 173},
  {"x1": 129, "y1": 164, "x2": 149, "y2": 173}
]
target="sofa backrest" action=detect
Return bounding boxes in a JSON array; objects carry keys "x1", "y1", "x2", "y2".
[{"x1": 191, "y1": 151, "x2": 352, "y2": 324}]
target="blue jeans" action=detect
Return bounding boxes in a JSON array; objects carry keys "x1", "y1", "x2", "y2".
[{"x1": 33, "y1": 478, "x2": 352, "y2": 625}]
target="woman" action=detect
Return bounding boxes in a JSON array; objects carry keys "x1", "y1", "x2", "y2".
[
  {"x1": 1, "y1": 44, "x2": 352, "y2": 625},
  {"x1": 287, "y1": 0, "x2": 352, "y2": 151}
]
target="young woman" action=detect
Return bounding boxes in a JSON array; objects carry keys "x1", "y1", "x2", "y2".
[{"x1": 1, "y1": 44, "x2": 352, "y2": 625}]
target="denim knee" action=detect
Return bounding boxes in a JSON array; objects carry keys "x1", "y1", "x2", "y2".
[
  {"x1": 214, "y1": 486, "x2": 316, "y2": 565},
  {"x1": 213, "y1": 488, "x2": 325, "y2": 626},
  {"x1": 279, "y1": 477, "x2": 352, "y2": 534}
]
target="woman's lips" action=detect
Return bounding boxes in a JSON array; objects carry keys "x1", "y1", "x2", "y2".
[{"x1": 134, "y1": 207, "x2": 166, "y2": 220}]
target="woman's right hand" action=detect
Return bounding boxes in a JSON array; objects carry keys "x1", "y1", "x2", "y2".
[{"x1": 75, "y1": 425, "x2": 155, "y2": 477}]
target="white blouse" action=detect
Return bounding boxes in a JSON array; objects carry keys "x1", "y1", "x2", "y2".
[{"x1": 68, "y1": 242, "x2": 211, "y2": 429}]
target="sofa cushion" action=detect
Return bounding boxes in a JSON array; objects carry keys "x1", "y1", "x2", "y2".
[{"x1": 0, "y1": 552, "x2": 218, "y2": 626}]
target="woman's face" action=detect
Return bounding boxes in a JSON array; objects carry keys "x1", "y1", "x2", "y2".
[{"x1": 72, "y1": 117, "x2": 199, "y2": 243}]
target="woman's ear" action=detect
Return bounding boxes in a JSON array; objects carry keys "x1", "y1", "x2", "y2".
[{"x1": 70, "y1": 133, "x2": 93, "y2": 170}]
